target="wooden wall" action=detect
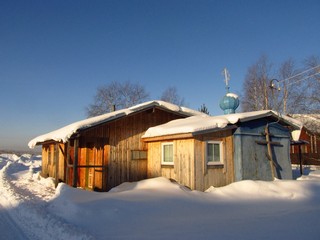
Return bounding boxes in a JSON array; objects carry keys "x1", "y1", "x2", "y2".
[
  {"x1": 40, "y1": 108, "x2": 191, "y2": 191},
  {"x1": 291, "y1": 127, "x2": 320, "y2": 165},
  {"x1": 57, "y1": 143, "x2": 65, "y2": 182},
  {"x1": 147, "y1": 139, "x2": 195, "y2": 189},
  {"x1": 41, "y1": 142, "x2": 65, "y2": 183},
  {"x1": 41, "y1": 144, "x2": 52, "y2": 178},
  {"x1": 194, "y1": 130, "x2": 234, "y2": 191},
  {"x1": 73, "y1": 107, "x2": 185, "y2": 191},
  {"x1": 146, "y1": 129, "x2": 234, "y2": 191},
  {"x1": 234, "y1": 120, "x2": 293, "y2": 181},
  {"x1": 105, "y1": 108, "x2": 184, "y2": 190}
]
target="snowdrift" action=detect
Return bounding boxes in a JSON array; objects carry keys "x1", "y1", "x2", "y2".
[{"x1": 0, "y1": 153, "x2": 320, "y2": 240}]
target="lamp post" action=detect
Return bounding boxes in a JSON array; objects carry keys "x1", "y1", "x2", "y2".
[{"x1": 269, "y1": 79, "x2": 281, "y2": 111}]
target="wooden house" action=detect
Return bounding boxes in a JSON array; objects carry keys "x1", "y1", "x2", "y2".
[
  {"x1": 28, "y1": 101, "x2": 205, "y2": 191},
  {"x1": 290, "y1": 114, "x2": 320, "y2": 165},
  {"x1": 142, "y1": 110, "x2": 301, "y2": 191}
]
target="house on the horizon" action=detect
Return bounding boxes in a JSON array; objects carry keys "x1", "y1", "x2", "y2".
[{"x1": 28, "y1": 100, "x2": 205, "y2": 191}]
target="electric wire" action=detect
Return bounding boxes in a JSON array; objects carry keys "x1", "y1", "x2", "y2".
[
  {"x1": 278, "y1": 64, "x2": 320, "y2": 83},
  {"x1": 286, "y1": 71, "x2": 320, "y2": 86}
]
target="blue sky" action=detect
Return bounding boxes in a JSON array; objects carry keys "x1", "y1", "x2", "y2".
[{"x1": 1, "y1": 0, "x2": 319, "y2": 151}]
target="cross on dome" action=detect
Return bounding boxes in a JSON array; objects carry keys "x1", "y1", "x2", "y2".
[
  {"x1": 219, "y1": 68, "x2": 239, "y2": 114},
  {"x1": 222, "y1": 67, "x2": 230, "y2": 93}
]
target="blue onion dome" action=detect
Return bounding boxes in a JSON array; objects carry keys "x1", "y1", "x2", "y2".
[{"x1": 219, "y1": 92, "x2": 239, "y2": 114}]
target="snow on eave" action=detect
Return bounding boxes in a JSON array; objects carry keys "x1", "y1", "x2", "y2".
[
  {"x1": 142, "y1": 115, "x2": 229, "y2": 139},
  {"x1": 222, "y1": 110, "x2": 302, "y2": 129},
  {"x1": 142, "y1": 110, "x2": 303, "y2": 139},
  {"x1": 290, "y1": 114, "x2": 320, "y2": 135},
  {"x1": 28, "y1": 110, "x2": 129, "y2": 149},
  {"x1": 129, "y1": 100, "x2": 206, "y2": 117},
  {"x1": 223, "y1": 110, "x2": 303, "y2": 143},
  {"x1": 28, "y1": 100, "x2": 204, "y2": 149}
]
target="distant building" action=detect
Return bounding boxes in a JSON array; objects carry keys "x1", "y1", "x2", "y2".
[{"x1": 290, "y1": 114, "x2": 320, "y2": 165}]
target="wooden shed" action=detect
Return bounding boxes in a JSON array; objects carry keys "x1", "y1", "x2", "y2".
[
  {"x1": 28, "y1": 100, "x2": 204, "y2": 191},
  {"x1": 142, "y1": 110, "x2": 302, "y2": 191}
]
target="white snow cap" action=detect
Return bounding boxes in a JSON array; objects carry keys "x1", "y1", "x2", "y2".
[
  {"x1": 226, "y1": 92, "x2": 239, "y2": 99},
  {"x1": 28, "y1": 100, "x2": 205, "y2": 148},
  {"x1": 143, "y1": 110, "x2": 302, "y2": 138}
]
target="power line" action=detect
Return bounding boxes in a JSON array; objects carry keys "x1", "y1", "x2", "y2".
[
  {"x1": 286, "y1": 71, "x2": 320, "y2": 86},
  {"x1": 278, "y1": 64, "x2": 320, "y2": 83}
]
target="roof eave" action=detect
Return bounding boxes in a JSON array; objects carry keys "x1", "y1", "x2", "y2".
[{"x1": 237, "y1": 111, "x2": 302, "y2": 130}]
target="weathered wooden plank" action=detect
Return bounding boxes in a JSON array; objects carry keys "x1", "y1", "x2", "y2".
[
  {"x1": 176, "y1": 139, "x2": 194, "y2": 189},
  {"x1": 73, "y1": 138, "x2": 79, "y2": 188},
  {"x1": 143, "y1": 133, "x2": 194, "y2": 142},
  {"x1": 194, "y1": 139, "x2": 204, "y2": 191}
]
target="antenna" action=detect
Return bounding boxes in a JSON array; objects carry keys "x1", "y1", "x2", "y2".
[{"x1": 222, "y1": 67, "x2": 230, "y2": 93}]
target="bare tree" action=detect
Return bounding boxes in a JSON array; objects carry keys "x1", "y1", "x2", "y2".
[
  {"x1": 303, "y1": 55, "x2": 320, "y2": 113},
  {"x1": 279, "y1": 56, "x2": 320, "y2": 114},
  {"x1": 277, "y1": 59, "x2": 299, "y2": 114},
  {"x1": 160, "y1": 86, "x2": 185, "y2": 106},
  {"x1": 199, "y1": 104, "x2": 210, "y2": 115},
  {"x1": 242, "y1": 55, "x2": 274, "y2": 112},
  {"x1": 242, "y1": 55, "x2": 320, "y2": 114},
  {"x1": 86, "y1": 81, "x2": 149, "y2": 117}
]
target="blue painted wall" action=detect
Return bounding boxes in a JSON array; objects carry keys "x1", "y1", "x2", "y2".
[{"x1": 233, "y1": 119, "x2": 293, "y2": 181}]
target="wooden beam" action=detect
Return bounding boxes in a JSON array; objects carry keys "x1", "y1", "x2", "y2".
[
  {"x1": 265, "y1": 124, "x2": 275, "y2": 179},
  {"x1": 54, "y1": 144, "x2": 59, "y2": 188},
  {"x1": 73, "y1": 138, "x2": 79, "y2": 188},
  {"x1": 255, "y1": 140, "x2": 283, "y2": 146},
  {"x1": 298, "y1": 145, "x2": 303, "y2": 176},
  {"x1": 73, "y1": 165, "x2": 107, "y2": 168},
  {"x1": 65, "y1": 142, "x2": 70, "y2": 185},
  {"x1": 58, "y1": 144, "x2": 65, "y2": 156},
  {"x1": 142, "y1": 133, "x2": 194, "y2": 142}
]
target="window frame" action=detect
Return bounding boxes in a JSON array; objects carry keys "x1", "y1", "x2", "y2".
[
  {"x1": 161, "y1": 142, "x2": 174, "y2": 165},
  {"x1": 206, "y1": 141, "x2": 223, "y2": 165}
]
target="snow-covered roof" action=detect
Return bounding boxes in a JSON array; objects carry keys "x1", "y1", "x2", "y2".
[
  {"x1": 142, "y1": 110, "x2": 302, "y2": 139},
  {"x1": 291, "y1": 114, "x2": 320, "y2": 135},
  {"x1": 28, "y1": 100, "x2": 205, "y2": 148}
]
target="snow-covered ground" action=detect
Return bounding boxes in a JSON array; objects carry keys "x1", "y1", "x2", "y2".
[{"x1": 0, "y1": 153, "x2": 320, "y2": 240}]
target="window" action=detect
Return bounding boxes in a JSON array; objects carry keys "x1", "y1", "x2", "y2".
[
  {"x1": 161, "y1": 142, "x2": 173, "y2": 165},
  {"x1": 206, "y1": 141, "x2": 223, "y2": 165},
  {"x1": 131, "y1": 150, "x2": 147, "y2": 160}
]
